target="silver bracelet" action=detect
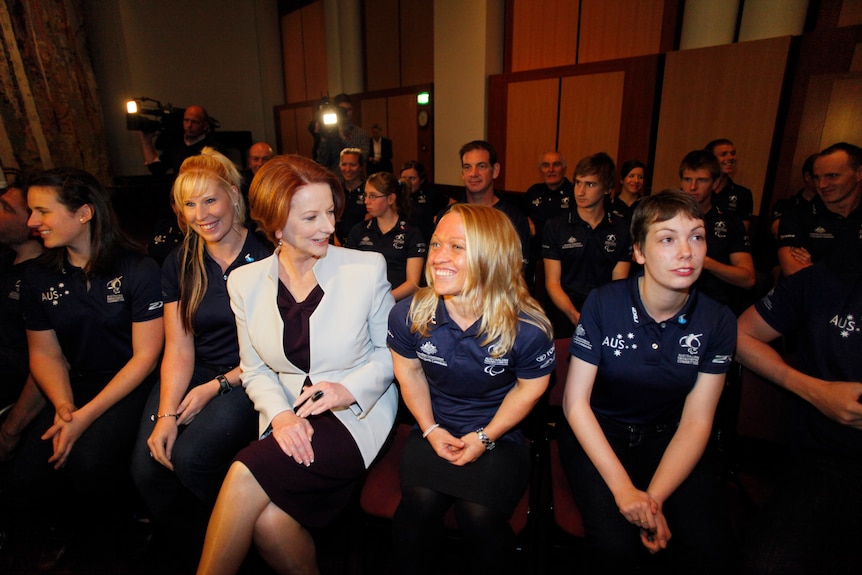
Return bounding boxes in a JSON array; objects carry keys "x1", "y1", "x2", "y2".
[
  {"x1": 422, "y1": 423, "x2": 440, "y2": 438},
  {"x1": 150, "y1": 413, "x2": 178, "y2": 422}
]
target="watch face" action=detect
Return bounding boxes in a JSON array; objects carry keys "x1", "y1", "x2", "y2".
[{"x1": 418, "y1": 110, "x2": 429, "y2": 127}]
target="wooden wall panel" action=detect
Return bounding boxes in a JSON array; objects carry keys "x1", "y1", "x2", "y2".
[
  {"x1": 839, "y1": 0, "x2": 862, "y2": 27},
  {"x1": 276, "y1": 107, "x2": 299, "y2": 154},
  {"x1": 503, "y1": 79, "x2": 560, "y2": 191},
  {"x1": 557, "y1": 72, "x2": 625, "y2": 172},
  {"x1": 302, "y1": 2, "x2": 328, "y2": 101},
  {"x1": 387, "y1": 93, "x2": 419, "y2": 178},
  {"x1": 510, "y1": 0, "x2": 579, "y2": 72},
  {"x1": 578, "y1": 0, "x2": 665, "y2": 64},
  {"x1": 282, "y1": 11, "x2": 306, "y2": 103},
  {"x1": 365, "y1": 0, "x2": 401, "y2": 91},
  {"x1": 294, "y1": 106, "x2": 315, "y2": 159},
  {"x1": 653, "y1": 37, "x2": 791, "y2": 212},
  {"x1": 821, "y1": 76, "x2": 862, "y2": 146},
  {"x1": 400, "y1": 0, "x2": 434, "y2": 85},
  {"x1": 275, "y1": 106, "x2": 315, "y2": 157},
  {"x1": 362, "y1": 97, "x2": 389, "y2": 139}
]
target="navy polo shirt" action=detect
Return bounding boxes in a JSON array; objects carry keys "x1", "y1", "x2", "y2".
[
  {"x1": 162, "y1": 231, "x2": 271, "y2": 366},
  {"x1": 777, "y1": 202, "x2": 862, "y2": 266},
  {"x1": 542, "y1": 210, "x2": 632, "y2": 308},
  {"x1": 336, "y1": 182, "x2": 366, "y2": 244},
  {"x1": 570, "y1": 276, "x2": 736, "y2": 425},
  {"x1": 345, "y1": 218, "x2": 426, "y2": 289},
  {"x1": 755, "y1": 263, "x2": 862, "y2": 456},
  {"x1": 388, "y1": 297, "x2": 556, "y2": 441},
  {"x1": 713, "y1": 178, "x2": 753, "y2": 222},
  {"x1": 525, "y1": 179, "x2": 575, "y2": 235},
  {"x1": 21, "y1": 250, "x2": 163, "y2": 373},
  {"x1": 0, "y1": 254, "x2": 35, "y2": 387},
  {"x1": 696, "y1": 206, "x2": 750, "y2": 311},
  {"x1": 409, "y1": 187, "x2": 451, "y2": 242},
  {"x1": 607, "y1": 196, "x2": 641, "y2": 222}
]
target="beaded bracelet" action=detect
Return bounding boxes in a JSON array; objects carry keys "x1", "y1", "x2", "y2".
[{"x1": 149, "y1": 413, "x2": 179, "y2": 422}]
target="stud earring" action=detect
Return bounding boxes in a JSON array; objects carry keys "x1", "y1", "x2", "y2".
[{"x1": 278, "y1": 239, "x2": 283, "y2": 246}]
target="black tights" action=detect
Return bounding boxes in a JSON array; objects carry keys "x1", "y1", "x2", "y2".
[{"x1": 392, "y1": 485, "x2": 515, "y2": 575}]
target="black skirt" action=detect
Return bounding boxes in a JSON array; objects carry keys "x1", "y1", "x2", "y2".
[{"x1": 399, "y1": 427, "x2": 530, "y2": 517}]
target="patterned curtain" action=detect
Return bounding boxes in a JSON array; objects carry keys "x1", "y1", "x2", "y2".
[{"x1": 0, "y1": 0, "x2": 110, "y2": 182}]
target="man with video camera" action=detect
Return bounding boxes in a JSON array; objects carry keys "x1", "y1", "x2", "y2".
[
  {"x1": 138, "y1": 104, "x2": 218, "y2": 175},
  {"x1": 310, "y1": 93, "x2": 370, "y2": 174}
]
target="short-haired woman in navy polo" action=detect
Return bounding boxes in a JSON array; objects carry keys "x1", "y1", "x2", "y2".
[
  {"x1": 560, "y1": 190, "x2": 736, "y2": 573},
  {"x1": 346, "y1": 172, "x2": 426, "y2": 301},
  {"x1": 388, "y1": 203, "x2": 555, "y2": 574},
  {"x1": 3, "y1": 168, "x2": 163, "y2": 547},
  {"x1": 130, "y1": 148, "x2": 271, "y2": 567}
]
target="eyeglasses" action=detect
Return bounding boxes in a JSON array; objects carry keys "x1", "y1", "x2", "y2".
[{"x1": 364, "y1": 193, "x2": 388, "y2": 200}]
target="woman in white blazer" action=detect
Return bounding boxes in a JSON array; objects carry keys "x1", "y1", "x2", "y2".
[{"x1": 197, "y1": 155, "x2": 398, "y2": 575}]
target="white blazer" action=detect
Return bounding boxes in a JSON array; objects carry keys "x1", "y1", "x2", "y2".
[{"x1": 227, "y1": 245, "x2": 398, "y2": 467}]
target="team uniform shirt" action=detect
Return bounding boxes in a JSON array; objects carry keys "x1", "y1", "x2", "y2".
[
  {"x1": 525, "y1": 179, "x2": 575, "y2": 239},
  {"x1": 755, "y1": 263, "x2": 862, "y2": 457},
  {"x1": 162, "y1": 231, "x2": 271, "y2": 366},
  {"x1": 0, "y1": 253, "x2": 37, "y2": 398},
  {"x1": 713, "y1": 178, "x2": 753, "y2": 224},
  {"x1": 607, "y1": 196, "x2": 641, "y2": 222},
  {"x1": 570, "y1": 275, "x2": 736, "y2": 425},
  {"x1": 20, "y1": 250, "x2": 163, "y2": 373},
  {"x1": 409, "y1": 187, "x2": 450, "y2": 243},
  {"x1": 336, "y1": 182, "x2": 366, "y2": 245},
  {"x1": 388, "y1": 296, "x2": 556, "y2": 442},
  {"x1": 777, "y1": 201, "x2": 862, "y2": 266},
  {"x1": 345, "y1": 218, "x2": 427, "y2": 289},
  {"x1": 542, "y1": 210, "x2": 632, "y2": 310},
  {"x1": 696, "y1": 205, "x2": 751, "y2": 312},
  {"x1": 770, "y1": 189, "x2": 825, "y2": 226}
]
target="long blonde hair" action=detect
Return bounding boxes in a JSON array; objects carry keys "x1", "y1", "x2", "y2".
[
  {"x1": 172, "y1": 148, "x2": 245, "y2": 333},
  {"x1": 408, "y1": 204, "x2": 551, "y2": 357}
]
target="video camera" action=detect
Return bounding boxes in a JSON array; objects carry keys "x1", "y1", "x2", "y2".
[
  {"x1": 126, "y1": 97, "x2": 220, "y2": 136},
  {"x1": 314, "y1": 96, "x2": 342, "y2": 137}
]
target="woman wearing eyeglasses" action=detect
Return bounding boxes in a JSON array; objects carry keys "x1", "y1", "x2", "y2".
[{"x1": 346, "y1": 172, "x2": 426, "y2": 301}]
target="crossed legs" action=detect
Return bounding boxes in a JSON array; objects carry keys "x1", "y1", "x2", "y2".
[{"x1": 196, "y1": 462, "x2": 319, "y2": 575}]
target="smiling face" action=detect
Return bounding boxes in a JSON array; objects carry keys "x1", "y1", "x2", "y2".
[
  {"x1": 181, "y1": 179, "x2": 238, "y2": 245},
  {"x1": 621, "y1": 167, "x2": 645, "y2": 197},
  {"x1": 27, "y1": 185, "x2": 91, "y2": 251},
  {"x1": 813, "y1": 150, "x2": 862, "y2": 215},
  {"x1": 634, "y1": 213, "x2": 706, "y2": 293},
  {"x1": 340, "y1": 153, "x2": 362, "y2": 186},
  {"x1": 428, "y1": 212, "x2": 468, "y2": 297},
  {"x1": 461, "y1": 149, "x2": 499, "y2": 196},
  {"x1": 712, "y1": 144, "x2": 737, "y2": 176},
  {"x1": 276, "y1": 183, "x2": 335, "y2": 260}
]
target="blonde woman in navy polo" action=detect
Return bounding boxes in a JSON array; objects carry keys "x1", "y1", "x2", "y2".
[{"x1": 388, "y1": 203, "x2": 555, "y2": 575}]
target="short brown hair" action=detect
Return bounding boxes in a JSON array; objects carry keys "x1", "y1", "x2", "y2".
[
  {"x1": 630, "y1": 190, "x2": 703, "y2": 248},
  {"x1": 249, "y1": 155, "x2": 345, "y2": 246}
]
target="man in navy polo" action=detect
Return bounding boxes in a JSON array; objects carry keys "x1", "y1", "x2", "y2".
[
  {"x1": 680, "y1": 149, "x2": 755, "y2": 315},
  {"x1": 777, "y1": 142, "x2": 862, "y2": 277},
  {"x1": 737, "y1": 241, "x2": 862, "y2": 574},
  {"x1": 542, "y1": 152, "x2": 632, "y2": 337}
]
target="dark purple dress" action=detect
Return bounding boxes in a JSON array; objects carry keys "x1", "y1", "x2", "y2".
[{"x1": 234, "y1": 282, "x2": 365, "y2": 528}]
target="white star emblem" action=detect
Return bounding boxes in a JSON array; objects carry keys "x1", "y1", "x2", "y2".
[
  {"x1": 627, "y1": 332, "x2": 634, "y2": 339},
  {"x1": 616, "y1": 334, "x2": 623, "y2": 339},
  {"x1": 841, "y1": 330, "x2": 849, "y2": 338},
  {"x1": 614, "y1": 350, "x2": 622, "y2": 356}
]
